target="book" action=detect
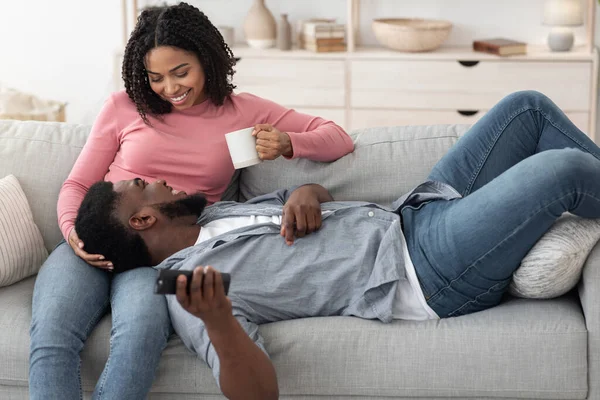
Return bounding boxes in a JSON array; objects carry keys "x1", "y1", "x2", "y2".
[
  {"x1": 305, "y1": 43, "x2": 347, "y2": 53},
  {"x1": 473, "y1": 38, "x2": 527, "y2": 56},
  {"x1": 305, "y1": 30, "x2": 345, "y2": 39},
  {"x1": 303, "y1": 22, "x2": 345, "y2": 36},
  {"x1": 303, "y1": 36, "x2": 345, "y2": 46}
]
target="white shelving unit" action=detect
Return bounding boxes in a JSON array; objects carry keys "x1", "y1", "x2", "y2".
[
  {"x1": 117, "y1": 0, "x2": 599, "y2": 140},
  {"x1": 232, "y1": 0, "x2": 599, "y2": 140}
]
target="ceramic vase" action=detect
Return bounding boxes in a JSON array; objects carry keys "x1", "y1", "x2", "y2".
[
  {"x1": 243, "y1": 0, "x2": 276, "y2": 49},
  {"x1": 277, "y1": 14, "x2": 292, "y2": 50}
]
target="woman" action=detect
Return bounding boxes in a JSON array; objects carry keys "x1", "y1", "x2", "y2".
[{"x1": 28, "y1": 3, "x2": 353, "y2": 399}]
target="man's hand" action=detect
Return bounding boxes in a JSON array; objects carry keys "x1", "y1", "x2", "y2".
[
  {"x1": 253, "y1": 123, "x2": 293, "y2": 160},
  {"x1": 281, "y1": 184, "x2": 333, "y2": 245},
  {"x1": 176, "y1": 266, "x2": 232, "y2": 329}
]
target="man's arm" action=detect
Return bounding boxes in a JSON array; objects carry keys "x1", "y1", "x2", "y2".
[
  {"x1": 208, "y1": 315, "x2": 278, "y2": 400},
  {"x1": 176, "y1": 266, "x2": 278, "y2": 400},
  {"x1": 288, "y1": 184, "x2": 334, "y2": 204}
]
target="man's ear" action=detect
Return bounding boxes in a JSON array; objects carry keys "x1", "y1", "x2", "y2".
[{"x1": 128, "y1": 206, "x2": 158, "y2": 231}]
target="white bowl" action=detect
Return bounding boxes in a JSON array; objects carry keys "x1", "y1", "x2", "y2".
[{"x1": 372, "y1": 18, "x2": 453, "y2": 52}]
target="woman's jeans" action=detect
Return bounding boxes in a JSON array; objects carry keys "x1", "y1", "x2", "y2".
[
  {"x1": 402, "y1": 90, "x2": 600, "y2": 318},
  {"x1": 29, "y1": 241, "x2": 173, "y2": 400}
]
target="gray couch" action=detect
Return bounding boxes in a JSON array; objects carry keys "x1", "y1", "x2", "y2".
[{"x1": 0, "y1": 119, "x2": 597, "y2": 399}]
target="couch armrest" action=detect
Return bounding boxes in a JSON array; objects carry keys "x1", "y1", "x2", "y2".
[{"x1": 579, "y1": 242, "x2": 600, "y2": 400}]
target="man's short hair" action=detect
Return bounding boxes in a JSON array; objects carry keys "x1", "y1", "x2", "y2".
[{"x1": 75, "y1": 181, "x2": 152, "y2": 273}]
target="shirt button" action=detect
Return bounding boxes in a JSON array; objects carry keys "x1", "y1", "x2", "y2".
[{"x1": 368, "y1": 211, "x2": 374, "y2": 217}]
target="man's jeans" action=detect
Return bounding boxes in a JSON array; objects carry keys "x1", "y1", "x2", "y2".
[
  {"x1": 403, "y1": 91, "x2": 600, "y2": 318},
  {"x1": 29, "y1": 242, "x2": 173, "y2": 400}
]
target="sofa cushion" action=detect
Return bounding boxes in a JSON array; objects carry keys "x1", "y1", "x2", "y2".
[
  {"x1": 0, "y1": 121, "x2": 90, "y2": 251},
  {"x1": 239, "y1": 125, "x2": 471, "y2": 206},
  {"x1": 0, "y1": 175, "x2": 48, "y2": 287},
  {"x1": 1, "y1": 276, "x2": 587, "y2": 399}
]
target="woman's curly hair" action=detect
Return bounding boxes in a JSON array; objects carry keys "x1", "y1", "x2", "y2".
[{"x1": 122, "y1": 2, "x2": 237, "y2": 124}]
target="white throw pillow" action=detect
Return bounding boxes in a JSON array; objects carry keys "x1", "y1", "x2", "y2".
[
  {"x1": 509, "y1": 214, "x2": 600, "y2": 299},
  {"x1": 0, "y1": 174, "x2": 48, "y2": 286}
]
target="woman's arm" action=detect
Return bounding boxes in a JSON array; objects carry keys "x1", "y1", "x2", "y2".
[
  {"x1": 57, "y1": 95, "x2": 121, "y2": 240},
  {"x1": 240, "y1": 93, "x2": 354, "y2": 162}
]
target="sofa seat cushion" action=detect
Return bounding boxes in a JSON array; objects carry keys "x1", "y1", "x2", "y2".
[{"x1": 1, "y1": 275, "x2": 587, "y2": 399}]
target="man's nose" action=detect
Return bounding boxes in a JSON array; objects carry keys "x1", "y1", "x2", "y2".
[{"x1": 155, "y1": 179, "x2": 167, "y2": 186}]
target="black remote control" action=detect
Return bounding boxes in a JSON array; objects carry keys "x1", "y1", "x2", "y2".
[{"x1": 155, "y1": 269, "x2": 230, "y2": 295}]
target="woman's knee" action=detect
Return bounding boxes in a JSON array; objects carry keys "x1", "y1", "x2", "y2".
[
  {"x1": 110, "y1": 268, "x2": 172, "y2": 341},
  {"x1": 31, "y1": 244, "x2": 110, "y2": 337}
]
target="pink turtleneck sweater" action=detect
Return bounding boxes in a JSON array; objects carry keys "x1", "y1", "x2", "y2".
[{"x1": 58, "y1": 90, "x2": 354, "y2": 240}]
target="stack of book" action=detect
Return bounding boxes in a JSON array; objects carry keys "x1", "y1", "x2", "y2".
[{"x1": 302, "y1": 21, "x2": 346, "y2": 53}]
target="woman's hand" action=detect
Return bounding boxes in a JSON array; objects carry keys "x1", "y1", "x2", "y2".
[
  {"x1": 68, "y1": 228, "x2": 113, "y2": 271},
  {"x1": 253, "y1": 123, "x2": 293, "y2": 160},
  {"x1": 281, "y1": 186, "x2": 323, "y2": 245}
]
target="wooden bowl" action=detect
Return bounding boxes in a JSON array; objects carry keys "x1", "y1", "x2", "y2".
[{"x1": 372, "y1": 18, "x2": 453, "y2": 52}]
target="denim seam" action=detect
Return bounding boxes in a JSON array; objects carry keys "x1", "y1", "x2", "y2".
[
  {"x1": 532, "y1": 106, "x2": 595, "y2": 156},
  {"x1": 447, "y1": 280, "x2": 509, "y2": 317},
  {"x1": 427, "y1": 189, "x2": 600, "y2": 306},
  {"x1": 95, "y1": 310, "x2": 117, "y2": 399},
  {"x1": 79, "y1": 296, "x2": 109, "y2": 400},
  {"x1": 463, "y1": 105, "x2": 531, "y2": 196}
]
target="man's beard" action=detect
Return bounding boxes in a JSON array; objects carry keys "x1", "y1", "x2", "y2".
[{"x1": 155, "y1": 193, "x2": 208, "y2": 220}]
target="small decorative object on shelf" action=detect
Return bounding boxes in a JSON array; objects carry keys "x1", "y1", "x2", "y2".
[
  {"x1": 303, "y1": 21, "x2": 346, "y2": 52},
  {"x1": 543, "y1": 0, "x2": 583, "y2": 52},
  {"x1": 277, "y1": 14, "x2": 292, "y2": 51},
  {"x1": 372, "y1": 18, "x2": 452, "y2": 52},
  {"x1": 473, "y1": 38, "x2": 527, "y2": 56},
  {"x1": 243, "y1": 0, "x2": 276, "y2": 49}
]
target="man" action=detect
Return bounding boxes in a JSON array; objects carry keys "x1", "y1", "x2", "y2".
[
  {"x1": 75, "y1": 91, "x2": 600, "y2": 400},
  {"x1": 75, "y1": 177, "x2": 456, "y2": 400}
]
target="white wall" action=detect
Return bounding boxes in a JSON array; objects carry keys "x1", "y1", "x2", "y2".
[
  {"x1": 0, "y1": 0, "x2": 598, "y2": 125},
  {"x1": 0, "y1": 0, "x2": 122, "y2": 124}
]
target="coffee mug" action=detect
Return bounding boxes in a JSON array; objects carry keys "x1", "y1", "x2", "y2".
[{"x1": 225, "y1": 127, "x2": 262, "y2": 169}]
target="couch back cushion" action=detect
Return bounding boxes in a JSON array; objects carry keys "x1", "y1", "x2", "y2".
[
  {"x1": 0, "y1": 120, "x2": 90, "y2": 251},
  {"x1": 0, "y1": 121, "x2": 470, "y2": 251},
  {"x1": 239, "y1": 124, "x2": 470, "y2": 206}
]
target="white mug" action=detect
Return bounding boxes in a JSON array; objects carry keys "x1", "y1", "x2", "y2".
[{"x1": 225, "y1": 127, "x2": 262, "y2": 169}]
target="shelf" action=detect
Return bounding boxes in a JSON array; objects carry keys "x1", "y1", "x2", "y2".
[{"x1": 232, "y1": 45, "x2": 597, "y2": 62}]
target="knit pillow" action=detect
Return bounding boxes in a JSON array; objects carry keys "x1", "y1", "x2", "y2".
[
  {"x1": 0, "y1": 174, "x2": 48, "y2": 286},
  {"x1": 509, "y1": 214, "x2": 600, "y2": 299}
]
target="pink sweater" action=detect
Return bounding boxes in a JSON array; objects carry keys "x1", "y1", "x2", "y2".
[{"x1": 58, "y1": 91, "x2": 354, "y2": 240}]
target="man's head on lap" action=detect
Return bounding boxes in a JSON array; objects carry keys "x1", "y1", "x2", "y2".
[{"x1": 75, "y1": 179, "x2": 207, "y2": 273}]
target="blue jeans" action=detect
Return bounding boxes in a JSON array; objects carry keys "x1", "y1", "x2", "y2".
[
  {"x1": 29, "y1": 241, "x2": 173, "y2": 399},
  {"x1": 402, "y1": 90, "x2": 600, "y2": 318}
]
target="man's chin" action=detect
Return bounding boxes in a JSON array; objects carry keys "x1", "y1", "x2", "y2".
[{"x1": 157, "y1": 192, "x2": 207, "y2": 219}]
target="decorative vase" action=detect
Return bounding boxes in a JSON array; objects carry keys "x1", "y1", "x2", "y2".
[
  {"x1": 277, "y1": 14, "x2": 292, "y2": 50},
  {"x1": 243, "y1": 0, "x2": 276, "y2": 49}
]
